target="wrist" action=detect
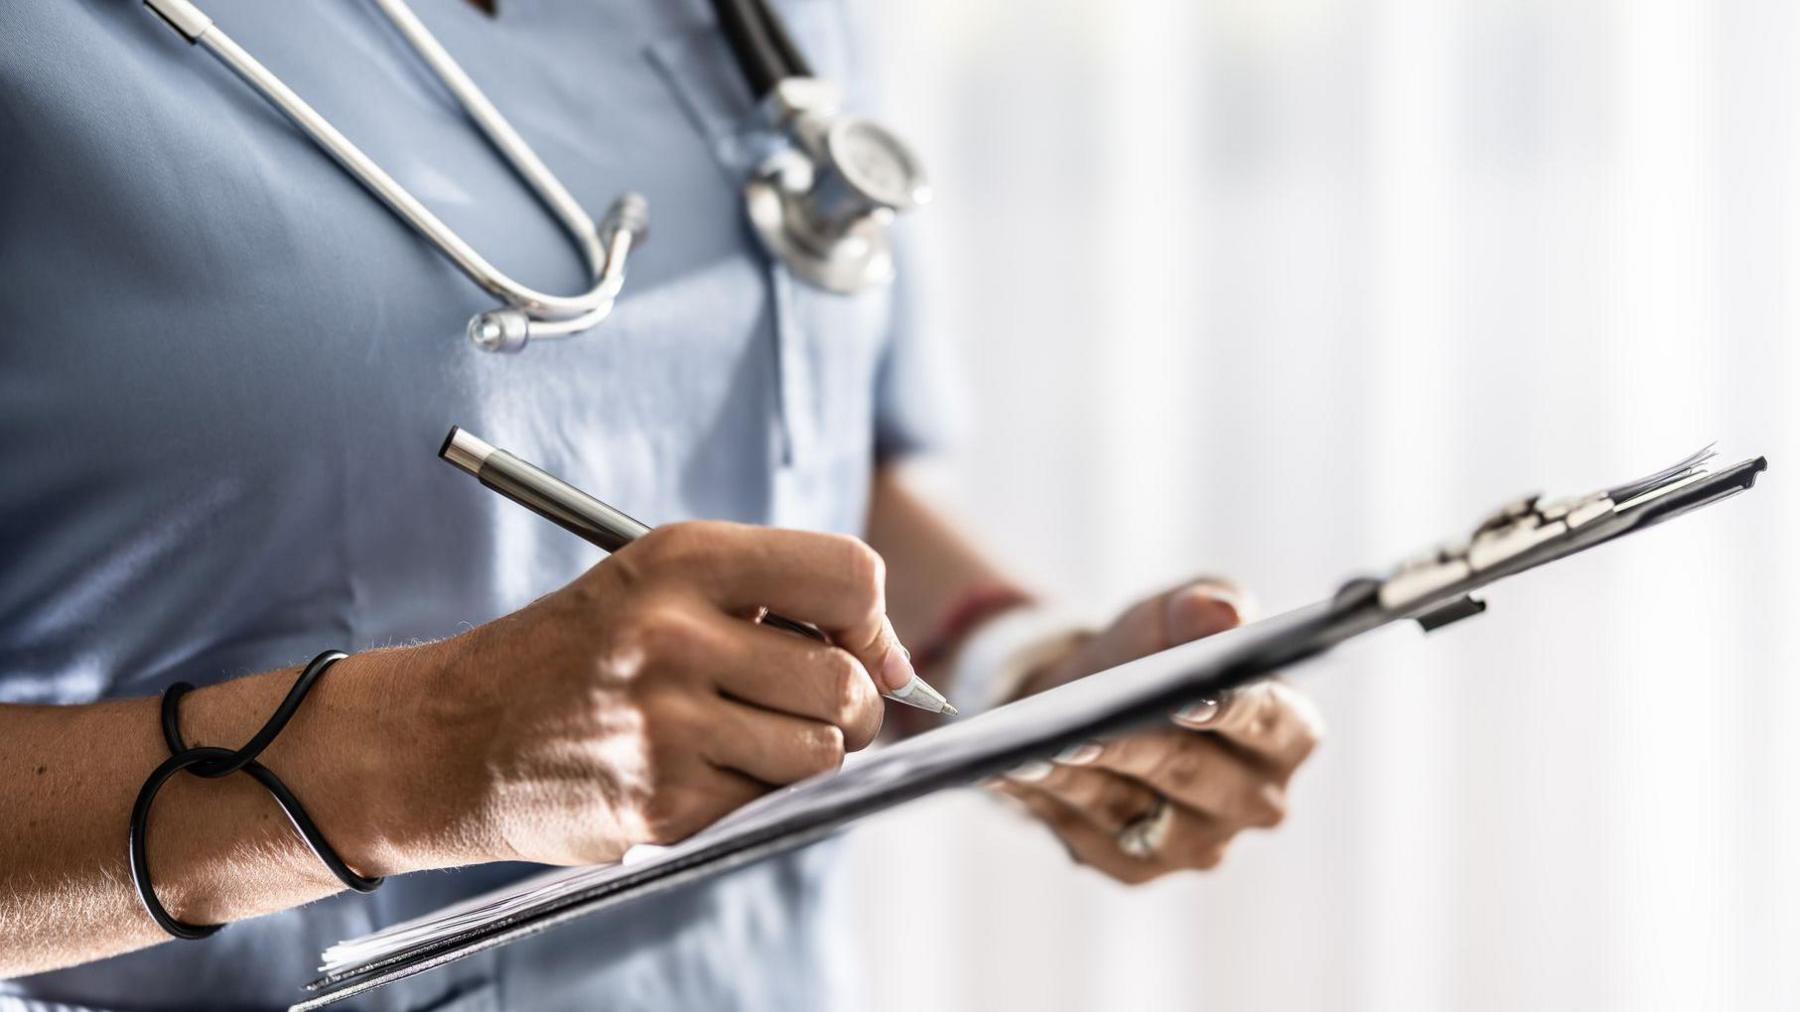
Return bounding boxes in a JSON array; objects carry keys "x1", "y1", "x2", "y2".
[
  {"x1": 316, "y1": 647, "x2": 432, "y2": 878},
  {"x1": 944, "y1": 604, "x2": 1096, "y2": 712},
  {"x1": 163, "y1": 647, "x2": 431, "y2": 904},
  {"x1": 336, "y1": 640, "x2": 499, "y2": 875},
  {"x1": 1011, "y1": 631, "x2": 1097, "y2": 700}
]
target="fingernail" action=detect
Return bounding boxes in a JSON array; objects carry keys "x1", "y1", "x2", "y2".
[
  {"x1": 874, "y1": 615, "x2": 917, "y2": 692},
  {"x1": 1207, "y1": 585, "x2": 1259, "y2": 620},
  {"x1": 1195, "y1": 595, "x2": 1241, "y2": 631},
  {"x1": 1006, "y1": 760, "x2": 1055, "y2": 783},
  {"x1": 1053, "y1": 741, "x2": 1104, "y2": 766},
  {"x1": 878, "y1": 644, "x2": 917, "y2": 693},
  {"x1": 1174, "y1": 696, "x2": 1222, "y2": 727},
  {"x1": 1168, "y1": 586, "x2": 1248, "y2": 643},
  {"x1": 1203, "y1": 586, "x2": 1247, "y2": 615}
]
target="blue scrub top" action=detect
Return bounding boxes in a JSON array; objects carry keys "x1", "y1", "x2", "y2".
[{"x1": 0, "y1": 1, "x2": 951, "y2": 1009}]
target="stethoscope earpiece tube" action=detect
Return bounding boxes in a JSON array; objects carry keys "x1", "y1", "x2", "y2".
[
  {"x1": 146, "y1": 0, "x2": 922, "y2": 332},
  {"x1": 466, "y1": 190, "x2": 649, "y2": 352},
  {"x1": 144, "y1": 0, "x2": 648, "y2": 349},
  {"x1": 708, "y1": 0, "x2": 809, "y2": 98}
]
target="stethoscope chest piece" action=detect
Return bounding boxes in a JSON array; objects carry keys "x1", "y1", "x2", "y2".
[{"x1": 746, "y1": 78, "x2": 930, "y2": 295}]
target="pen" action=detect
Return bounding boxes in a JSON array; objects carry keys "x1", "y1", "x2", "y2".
[{"x1": 439, "y1": 426, "x2": 957, "y2": 716}]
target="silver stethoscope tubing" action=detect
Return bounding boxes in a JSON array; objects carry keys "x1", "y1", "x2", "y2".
[
  {"x1": 144, "y1": 0, "x2": 645, "y2": 352},
  {"x1": 143, "y1": 0, "x2": 930, "y2": 350}
]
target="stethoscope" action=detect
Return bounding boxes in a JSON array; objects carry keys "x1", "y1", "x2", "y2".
[{"x1": 142, "y1": 0, "x2": 930, "y2": 352}]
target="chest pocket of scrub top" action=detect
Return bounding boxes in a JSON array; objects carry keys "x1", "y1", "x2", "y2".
[{"x1": 646, "y1": 2, "x2": 894, "y2": 531}]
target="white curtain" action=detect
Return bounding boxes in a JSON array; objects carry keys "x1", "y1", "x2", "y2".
[{"x1": 844, "y1": 0, "x2": 1800, "y2": 1008}]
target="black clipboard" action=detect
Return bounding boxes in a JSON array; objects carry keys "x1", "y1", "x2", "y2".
[{"x1": 295, "y1": 452, "x2": 1767, "y2": 1010}]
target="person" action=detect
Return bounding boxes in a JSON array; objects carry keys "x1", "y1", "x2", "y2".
[{"x1": 0, "y1": 1, "x2": 1323, "y2": 1009}]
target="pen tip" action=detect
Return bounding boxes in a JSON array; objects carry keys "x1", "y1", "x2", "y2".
[{"x1": 940, "y1": 703, "x2": 959, "y2": 717}]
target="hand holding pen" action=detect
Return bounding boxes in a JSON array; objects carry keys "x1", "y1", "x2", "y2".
[
  {"x1": 440, "y1": 427, "x2": 955, "y2": 715},
  {"x1": 351, "y1": 427, "x2": 950, "y2": 870}
]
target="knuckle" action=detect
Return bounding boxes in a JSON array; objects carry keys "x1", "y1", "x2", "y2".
[
  {"x1": 836, "y1": 537, "x2": 887, "y2": 609},
  {"x1": 1246, "y1": 685, "x2": 1290, "y2": 738},
  {"x1": 1242, "y1": 783, "x2": 1288, "y2": 828},
  {"x1": 1190, "y1": 842, "x2": 1228, "y2": 871},
  {"x1": 592, "y1": 546, "x2": 646, "y2": 599},
  {"x1": 636, "y1": 521, "x2": 722, "y2": 571},
  {"x1": 825, "y1": 650, "x2": 867, "y2": 713},
  {"x1": 1097, "y1": 781, "x2": 1151, "y2": 827},
  {"x1": 632, "y1": 522, "x2": 686, "y2": 563},
  {"x1": 767, "y1": 723, "x2": 845, "y2": 783},
  {"x1": 1040, "y1": 767, "x2": 1088, "y2": 804},
  {"x1": 825, "y1": 651, "x2": 882, "y2": 745},
  {"x1": 630, "y1": 601, "x2": 709, "y2": 664},
  {"x1": 1148, "y1": 748, "x2": 1204, "y2": 791},
  {"x1": 1276, "y1": 684, "x2": 1328, "y2": 751},
  {"x1": 806, "y1": 723, "x2": 848, "y2": 775}
]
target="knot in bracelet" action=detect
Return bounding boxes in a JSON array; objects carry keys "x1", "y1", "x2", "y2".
[{"x1": 128, "y1": 650, "x2": 383, "y2": 939}]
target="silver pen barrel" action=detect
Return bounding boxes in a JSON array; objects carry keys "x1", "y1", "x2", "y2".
[{"x1": 440, "y1": 427, "x2": 649, "y2": 553}]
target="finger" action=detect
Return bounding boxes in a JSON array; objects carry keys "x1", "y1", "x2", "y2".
[
  {"x1": 697, "y1": 697, "x2": 848, "y2": 786},
  {"x1": 1004, "y1": 761, "x2": 1160, "y2": 834},
  {"x1": 991, "y1": 781, "x2": 1172, "y2": 885},
  {"x1": 996, "y1": 779, "x2": 1236, "y2": 875},
  {"x1": 639, "y1": 522, "x2": 887, "y2": 633},
  {"x1": 1163, "y1": 581, "x2": 1251, "y2": 643},
  {"x1": 705, "y1": 613, "x2": 884, "y2": 750},
  {"x1": 1150, "y1": 806, "x2": 1236, "y2": 871},
  {"x1": 1059, "y1": 730, "x2": 1289, "y2": 828},
  {"x1": 644, "y1": 765, "x2": 770, "y2": 845},
  {"x1": 1075, "y1": 581, "x2": 1248, "y2": 676},
  {"x1": 1025, "y1": 749, "x2": 1259, "y2": 867},
  {"x1": 637, "y1": 523, "x2": 918, "y2": 695},
  {"x1": 1184, "y1": 681, "x2": 1324, "y2": 772}
]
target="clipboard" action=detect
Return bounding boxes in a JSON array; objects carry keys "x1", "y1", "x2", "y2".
[{"x1": 294, "y1": 450, "x2": 1768, "y2": 1010}]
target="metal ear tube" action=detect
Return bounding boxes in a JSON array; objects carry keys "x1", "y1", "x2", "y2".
[
  {"x1": 145, "y1": 0, "x2": 652, "y2": 351},
  {"x1": 467, "y1": 193, "x2": 651, "y2": 352}
]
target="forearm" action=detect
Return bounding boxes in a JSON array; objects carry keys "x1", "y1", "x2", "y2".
[
  {"x1": 0, "y1": 650, "x2": 419, "y2": 977},
  {"x1": 2, "y1": 518, "x2": 932, "y2": 979}
]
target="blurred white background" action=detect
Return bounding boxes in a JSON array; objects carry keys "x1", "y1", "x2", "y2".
[{"x1": 839, "y1": 0, "x2": 1799, "y2": 1009}]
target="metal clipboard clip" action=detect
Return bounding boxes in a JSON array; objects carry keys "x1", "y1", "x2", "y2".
[{"x1": 1373, "y1": 444, "x2": 1721, "y2": 631}]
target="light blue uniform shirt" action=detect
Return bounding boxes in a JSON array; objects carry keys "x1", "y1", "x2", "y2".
[{"x1": 0, "y1": 1, "x2": 950, "y2": 1008}]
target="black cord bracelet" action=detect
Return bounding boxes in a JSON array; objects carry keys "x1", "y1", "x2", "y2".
[{"x1": 128, "y1": 649, "x2": 384, "y2": 940}]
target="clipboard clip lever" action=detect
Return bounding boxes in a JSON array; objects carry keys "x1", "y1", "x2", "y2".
[{"x1": 1368, "y1": 444, "x2": 1722, "y2": 617}]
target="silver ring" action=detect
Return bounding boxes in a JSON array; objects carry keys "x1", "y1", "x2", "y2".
[{"x1": 1116, "y1": 796, "x2": 1174, "y2": 860}]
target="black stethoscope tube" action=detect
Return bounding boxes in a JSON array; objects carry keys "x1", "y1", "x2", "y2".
[{"x1": 709, "y1": 0, "x2": 812, "y2": 98}]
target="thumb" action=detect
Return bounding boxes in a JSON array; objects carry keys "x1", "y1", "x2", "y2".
[
  {"x1": 1061, "y1": 581, "x2": 1253, "y2": 683},
  {"x1": 1163, "y1": 583, "x2": 1251, "y2": 645}
]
